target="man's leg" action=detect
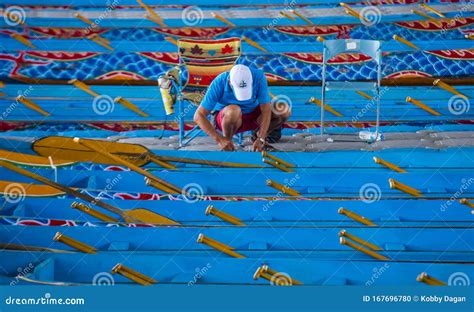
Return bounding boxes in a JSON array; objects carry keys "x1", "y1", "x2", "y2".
[
  {"x1": 255, "y1": 103, "x2": 291, "y2": 143},
  {"x1": 220, "y1": 105, "x2": 242, "y2": 138}
]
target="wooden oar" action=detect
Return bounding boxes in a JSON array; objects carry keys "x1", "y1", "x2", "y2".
[
  {"x1": 0, "y1": 160, "x2": 179, "y2": 225},
  {"x1": 32, "y1": 136, "x2": 262, "y2": 168},
  {"x1": 151, "y1": 155, "x2": 265, "y2": 168},
  {"x1": 72, "y1": 138, "x2": 182, "y2": 194}
]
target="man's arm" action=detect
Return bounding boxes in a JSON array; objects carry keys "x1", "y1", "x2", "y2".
[
  {"x1": 253, "y1": 70, "x2": 273, "y2": 151},
  {"x1": 194, "y1": 106, "x2": 235, "y2": 151},
  {"x1": 257, "y1": 102, "x2": 271, "y2": 140}
]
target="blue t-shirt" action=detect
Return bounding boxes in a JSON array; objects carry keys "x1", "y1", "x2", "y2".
[{"x1": 200, "y1": 67, "x2": 271, "y2": 114}]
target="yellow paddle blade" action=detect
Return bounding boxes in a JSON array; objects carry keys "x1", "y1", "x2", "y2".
[
  {"x1": 0, "y1": 149, "x2": 75, "y2": 167},
  {"x1": 33, "y1": 136, "x2": 150, "y2": 167},
  {"x1": 123, "y1": 208, "x2": 179, "y2": 225},
  {"x1": 0, "y1": 180, "x2": 65, "y2": 197}
]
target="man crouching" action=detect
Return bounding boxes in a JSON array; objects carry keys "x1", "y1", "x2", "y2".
[{"x1": 193, "y1": 64, "x2": 291, "y2": 151}]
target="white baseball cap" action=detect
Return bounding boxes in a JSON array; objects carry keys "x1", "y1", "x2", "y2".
[{"x1": 229, "y1": 64, "x2": 253, "y2": 101}]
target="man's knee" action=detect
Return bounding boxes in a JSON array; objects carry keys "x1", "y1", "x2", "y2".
[{"x1": 221, "y1": 105, "x2": 242, "y2": 123}]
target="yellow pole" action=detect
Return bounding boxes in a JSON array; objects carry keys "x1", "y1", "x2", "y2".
[
  {"x1": 53, "y1": 232, "x2": 97, "y2": 254},
  {"x1": 74, "y1": 13, "x2": 94, "y2": 25},
  {"x1": 420, "y1": 3, "x2": 445, "y2": 18},
  {"x1": 433, "y1": 79, "x2": 467, "y2": 98},
  {"x1": 460, "y1": 199, "x2": 474, "y2": 209},
  {"x1": 16, "y1": 96, "x2": 50, "y2": 116},
  {"x1": 373, "y1": 156, "x2": 406, "y2": 173},
  {"x1": 339, "y1": 3, "x2": 369, "y2": 24},
  {"x1": 393, "y1": 34, "x2": 419, "y2": 50},
  {"x1": 338, "y1": 208, "x2": 377, "y2": 226},
  {"x1": 137, "y1": 0, "x2": 166, "y2": 27},
  {"x1": 355, "y1": 90, "x2": 373, "y2": 100},
  {"x1": 114, "y1": 96, "x2": 149, "y2": 117},
  {"x1": 411, "y1": 9, "x2": 437, "y2": 21},
  {"x1": 389, "y1": 178, "x2": 422, "y2": 197},
  {"x1": 263, "y1": 158, "x2": 293, "y2": 173},
  {"x1": 290, "y1": 9, "x2": 314, "y2": 25},
  {"x1": 253, "y1": 266, "x2": 281, "y2": 284},
  {"x1": 262, "y1": 265, "x2": 303, "y2": 285},
  {"x1": 197, "y1": 234, "x2": 245, "y2": 258},
  {"x1": 68, "y1": 79, "x2": 99, "y2": 97},
  {"x1": 309, "y1": 97, "x2": 343, "y2": 117},
  {"x1": 112, "y1": 263, "x2": 157, "y2": 285},
  {"x1": 416, "y1": 272, "x2": 447, "y2": 286},
  {"x1": 266, "y1": 179, "x2": 301, "y2": 197},
  {"x1": 211, "y1": 12, "x2": 235, "y2": 26},
  {"x1": 10, "y1": 33, "x2": 35, "y2": 49},
  {"x1": 340, "y1": 237, "x2": 389, "y2": 261},
  {"x1": 242, "y1": 36, "x2": 267, "y2": 53},
  {"x1": 339, "y1": 230, "x2": 382, "y2": 250},
  {"x1": 165, "y1": 37, "x2": 178, "y2": 45},
  {"x1": 262, "y1": 151, "x2": 295, "y2": 168},
  {"x1": 406, "y1": 96, "x2": 441, "y2": 116},
  {"x1": 71, "y1": 201, "x2": 119, "y2": 223},
  {"x1": 145, "y1": 14, "x2": 167, "y2": 27},
  {"x1": 205, "y1": 205, "x2": 244, "y2": 226},
  {"x1": 280, "y1": 11, "x2": 296, "y2": 21},
  {"x1": 87, "y1": 34, "x2": 113, "y2": 51}
]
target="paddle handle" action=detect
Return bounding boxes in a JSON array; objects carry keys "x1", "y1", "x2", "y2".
[
  {"x1": 0, "y1": 159, "x2": 125, "y2": 218},
  {"x1": 151, "y1": 154, "x2": 264, "y2": 168},
  {"x1": 74, "y1": 138, "x2": 182, "y2": 194}
]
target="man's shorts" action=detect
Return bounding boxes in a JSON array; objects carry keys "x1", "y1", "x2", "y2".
[{"x1": 216, "y1": 106, "x2": 261, "y2": 133}]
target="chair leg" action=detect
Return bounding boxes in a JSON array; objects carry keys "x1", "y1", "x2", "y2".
[
  {"x1": 237, "y1": 132, "x2": 243, "y2": 146},
  {"x1": 320, "y1": 58, "x2": 327, "y2": 137},
  {"x1": 178, "y1": 99, "x2": 184, "y2": 147}
]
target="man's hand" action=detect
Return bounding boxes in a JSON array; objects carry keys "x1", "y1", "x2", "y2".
[
  {"x1": 217, "y1": 136, "x2": 235, "y2": 151},
  {"x1": 252, "y1": 138, "x2": 264, "y2": 152}
]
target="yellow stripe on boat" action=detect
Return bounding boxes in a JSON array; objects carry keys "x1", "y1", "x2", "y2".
[
  {"x1": 0, "y1": 180, "x2": 65, "y2": 197},
  {"x1": 0, "y1": 149, "x2": 75, "y2": 167}
]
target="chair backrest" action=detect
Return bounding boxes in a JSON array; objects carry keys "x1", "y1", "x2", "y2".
[
  {"x1": 323, "y1": 39, "x2": 381, "y2": 64},
  {"x1": 178, "y1": 37, "x2": 241, "y2": 88}
]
